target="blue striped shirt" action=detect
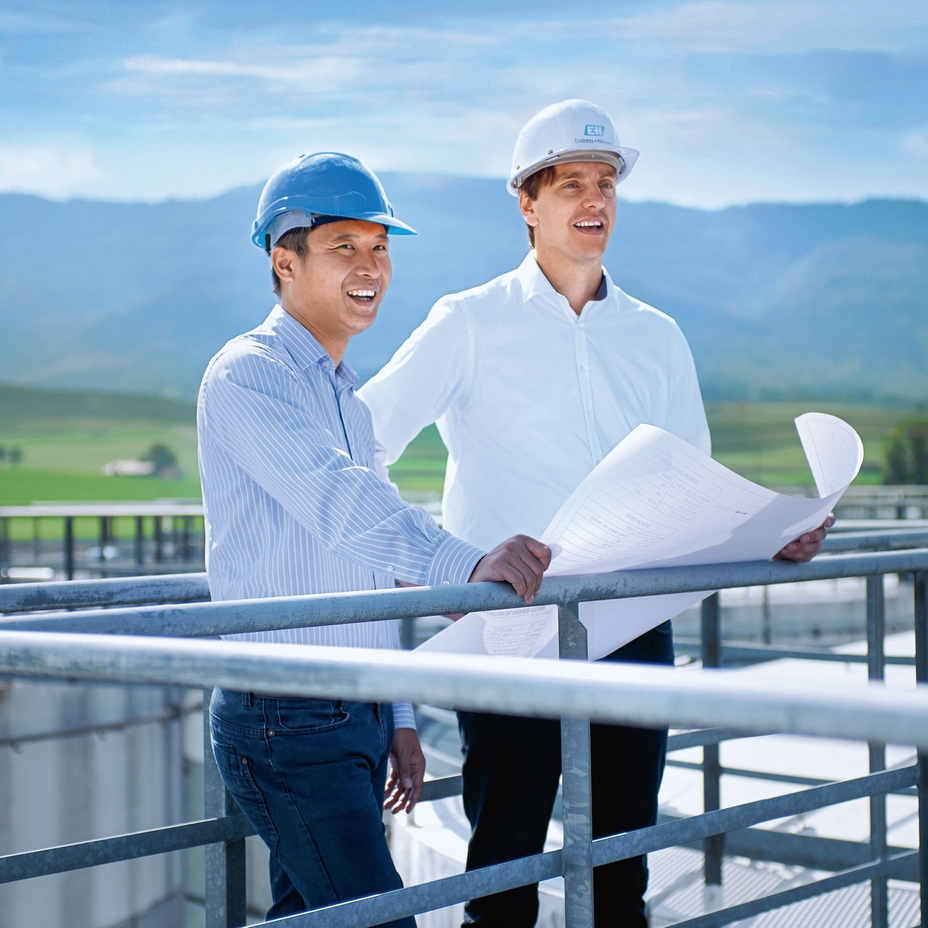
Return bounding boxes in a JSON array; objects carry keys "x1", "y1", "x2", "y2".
[{"x1": 197, "y1": 304, "x2": 485, "y2": 729}]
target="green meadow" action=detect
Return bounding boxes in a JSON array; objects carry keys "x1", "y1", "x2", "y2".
[{"x1": 0, "y1": 384, "x2": 920, "y2": 507}]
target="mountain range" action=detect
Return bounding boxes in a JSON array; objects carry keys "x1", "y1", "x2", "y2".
[{"x1": 1, "y1": 176, "x2": 926, "y2": 404}]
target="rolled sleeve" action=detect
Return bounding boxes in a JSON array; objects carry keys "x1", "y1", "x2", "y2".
[
  {"x1": 425, "y1": 534, "x2": 485, "y2": 587},
  {"x1": 392, "y1": 702, "x2": 417, "y2": 731}
]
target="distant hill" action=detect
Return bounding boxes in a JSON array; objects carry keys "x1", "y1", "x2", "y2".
[
  {"x1": 0, "y1": 178, "x2": 926, "y2": 403},
  {"x1": 0, "y1": 383, "x2": 195, "y2": 433}
]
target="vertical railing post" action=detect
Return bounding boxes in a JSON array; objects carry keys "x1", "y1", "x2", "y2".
[
  {"x1": 203, "y1": 695, "x2": 247, "y2": 928},
  {"x1": 0, "y1": 517, "x2": 9, "y2": 577},
  {"x1": 400, "y1": 617, "x2": 416, "y2": 650},
  {"x1": 558, "y1": 602, "x2": 593, "y2": 928},
  {"x1": 135, "y1": 516, "x2": 145, "y2": 567},
  {"x1": 32, "y1": 516, "x2": 40, "y2": 562},
  {"x1": 914, "y1": 571, "x2": 928, "y2": 928},
  {"x1": 63, "y1": 517, "x2": 74, "y2": 580},
  {"x1": 155, "y1": 516, "x2": 163, "y2": 563},
  {"x1": 97, "y1": 516, "x2": 107, "y2": 561},
  {"x1": 867, "y1": 574, "x2": 888, "y2": 928},
  {"x1": 701, "y1": 592, "x2": 723, "y2": 911}
]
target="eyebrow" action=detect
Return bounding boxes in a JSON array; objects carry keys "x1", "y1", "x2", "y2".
[
  {"x1": 559, "y1": 168, "x2": 617, "y2": 180},
  {"x1": 329, "y1": 232, "x2": 388, "y2": 242}
]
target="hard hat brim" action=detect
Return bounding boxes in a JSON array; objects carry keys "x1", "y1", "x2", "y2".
[
  {"x1": 252, "y1": 209, "x2": 416, "y2": 249},
  {"x1": 507, "y1": 147, "x2": 639, "y2": 196}
]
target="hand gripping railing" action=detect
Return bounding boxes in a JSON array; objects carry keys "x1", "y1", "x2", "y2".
[{"x1": 1, "y1": 542, "x2": 927, "y2": 928}]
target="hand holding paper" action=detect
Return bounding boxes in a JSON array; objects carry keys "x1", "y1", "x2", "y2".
[{"x1": 417, "y1": 414, "x2": 863, "y2": 662}]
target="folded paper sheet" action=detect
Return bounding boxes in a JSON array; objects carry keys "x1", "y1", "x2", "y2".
[{"x1": 417, "y1": 413, "x2": 863, "y2": 661}]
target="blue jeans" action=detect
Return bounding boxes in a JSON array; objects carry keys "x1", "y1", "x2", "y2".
[
  {"x1": 209, "y1": 689, "x2": 415, "y2": 927},
  {"x1": 458, "y1": 621, "x2": 675, "y2": 928}
]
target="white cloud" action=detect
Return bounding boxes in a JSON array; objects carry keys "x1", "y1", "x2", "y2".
[
  {"x1": 618, "y1": 0, "x2": 928, "y2": 54},
  {"x1": 901, "y1": 129, "x2": 928, "y2": 159},
  {"x1": 0, "y1": 143, "x2": 102, "y2": 198}
]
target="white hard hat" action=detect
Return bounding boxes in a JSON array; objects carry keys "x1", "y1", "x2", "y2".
[{"x1": 507, "y1": 99, "x2": 639, "y2": 196}]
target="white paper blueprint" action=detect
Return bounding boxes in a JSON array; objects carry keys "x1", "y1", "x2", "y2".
[{"x1": 417, "y1": 414, "x2": 863, "y2": 662}]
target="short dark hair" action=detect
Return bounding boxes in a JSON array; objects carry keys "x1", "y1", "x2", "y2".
[
  {"x1": 270, "y1": 226, "x2": 311, "y2": 297},
  {"x1": 519, "y1": 166, "x2": 558, "y2": 247}
]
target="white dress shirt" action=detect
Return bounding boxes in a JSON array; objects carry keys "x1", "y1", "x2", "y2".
[
  {"x1": 198, "y1": 305, "x2": 485, "y2": 728},
  {"x1": 359, "y1": 252, "x2": 710, "y2": 630}
]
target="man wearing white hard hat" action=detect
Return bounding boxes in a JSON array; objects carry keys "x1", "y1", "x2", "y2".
[{"x1": 360, "y1": 101, "x2": 831, "y2": 926}]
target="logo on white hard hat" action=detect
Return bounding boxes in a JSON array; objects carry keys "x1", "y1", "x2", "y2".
[{"x1": 584, "y1": 125, "x2": 605, "y2": 137}]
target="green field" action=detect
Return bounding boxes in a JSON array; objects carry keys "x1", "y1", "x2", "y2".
[{"x1": 0, "y1": 384, "x2": 921, "y2": 505}]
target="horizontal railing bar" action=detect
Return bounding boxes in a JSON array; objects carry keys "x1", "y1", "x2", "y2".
[
  {"x1": 262, "y1": 848, "x2": 563, "y2": 928},
  {"x1": 0, "y1": 504, "x2": 203, "y2": 518},
  {"x1": 419, "y1": 775, "x2": 463, "y2": 802},
  {"x1": 664, "y1": 759, "x2": 917, "y2": 795},
  {"x1": 2, "y1": 633, "x2": 928, "y2": 747},
  {"x1": 255, "y1": 768, "x2": 915, "y2": 927},
  {"x1": 0, "y1": 703, "x2": 197, "y2": 750},
  {"x1": 2, "y1": 549, "x2": 928, "y2": 638},
  {"x1": 591, "y1": 766, "x2": 916, "y2": 866},
  {"x1": 0, "y1": 775, "x2": 462, "y2": 883},
  {"x1": 0, "y1": 573, "x2": 210, "y2": 615},
  {"x1": 674, "y1": 640, "x2": 916, "y2": 667},
  {"x1": 667, "y1": 851, "x2": 918, "y2": 928},
  {"x1": 0, "y1": 814, "x2": 255, "y2": 883},
  {"x1": 666, "y1": 728, "x2": 753, "y2": 751},
  {"x1": 822, "y1": 529, "x2": 928, "y2": 551}
]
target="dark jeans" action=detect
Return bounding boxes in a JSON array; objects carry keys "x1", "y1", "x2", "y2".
[
  {"x1": 209, "y1": 688, "x2": 415, "y2": 928},
  {"x1": 458, "y1": 621, "x2": 675, "y2": 928}
]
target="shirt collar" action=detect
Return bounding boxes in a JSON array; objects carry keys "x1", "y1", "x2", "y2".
[
  {"x1": 515, "y1": 252, "x2": 614, "y2": 316},
  {"x1": 267, "y1": 304, "x2": 360, "y2": 387}
]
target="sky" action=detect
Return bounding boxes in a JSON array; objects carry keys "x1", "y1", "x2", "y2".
[{"x1": 1, "y1": 0, "x2": 927, "y2": 208}]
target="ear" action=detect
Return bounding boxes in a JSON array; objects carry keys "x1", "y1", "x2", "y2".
[
  {"x1": 271, "y1": 245, "x2": 299, "y2": 284},
  {"x1": 518, "y1": 188, "x2": 539, "y2": 232}
]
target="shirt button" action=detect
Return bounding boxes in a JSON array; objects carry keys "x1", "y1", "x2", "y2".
[
  {"x1": 267, "y1": 729, "x2": 276, "y2": 738},
  {"x1": 387, "y1": 565, "x2": 394, "y2": 572},
  {"x1": 442, "y1": 580, "x2": 451, "y2": 585}
]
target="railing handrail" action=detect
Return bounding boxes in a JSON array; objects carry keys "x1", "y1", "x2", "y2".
[
  {"x1": 0, "y1": 503, "x2": 203, "y2": 517},
  {"x1": 1, "y1": 629, "x2": 927, "y2": 748},
  {"x1": 2, "y1": 547, "x2": 927, "y2": 637}
]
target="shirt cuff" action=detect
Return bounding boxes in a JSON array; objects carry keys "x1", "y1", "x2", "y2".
[
  {"x1": 425, "y1": 534, "x2": 485, "y2": 587},
  {"x1": 392, "y1": 702, "x2": 417, "y2": 731}
]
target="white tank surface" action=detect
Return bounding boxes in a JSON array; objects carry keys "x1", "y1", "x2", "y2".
[{"x1": 0, "y1": 679, "x2": 185, "y2": 928}]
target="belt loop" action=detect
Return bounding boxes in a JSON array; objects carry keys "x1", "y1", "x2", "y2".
[
  {"x1": 372, "y1": 702, "x2": 380, "y2": 721},
  {"x1": 242, "y1": 691, "x2": 253, "y2": 708}
]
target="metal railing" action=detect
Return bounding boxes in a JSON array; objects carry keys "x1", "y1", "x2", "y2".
[
  {"x1": 1, "y1": 530, "x2": 928, "y2": 927},
  {"x1": 0, "y1": 503, "x2": 204, "y2": 580}
]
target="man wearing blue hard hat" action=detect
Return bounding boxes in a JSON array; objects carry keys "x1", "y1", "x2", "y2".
[
  {"x1": 361, "y1": 101, "x2": 833, "y2": 927},
  {"x1": 197, "y1": 151, "x2": 552, "y2": 925}
]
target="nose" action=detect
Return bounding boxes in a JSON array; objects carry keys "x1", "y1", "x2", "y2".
[
  {"x1": 354, "y1": 248, "x2": 384, "y2": 279},
  {"x1": 581, "y1": 185, "x2": 606, "y2": 210}
]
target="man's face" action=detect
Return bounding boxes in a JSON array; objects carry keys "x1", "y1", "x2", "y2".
[
  {"x1": 519, "y1": 161, "x2": 617, "y2": 262},
  {"x1": 273, "y1": 219, "x2": 392, "y2": 345}
]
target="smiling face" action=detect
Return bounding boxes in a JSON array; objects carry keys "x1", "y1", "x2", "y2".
[
  {"x1": 519, "y1": 161, "x2": 617, "y2": 265},
  {"x1": 271, "y1": 218, "x2": 392, "y2": 362}
]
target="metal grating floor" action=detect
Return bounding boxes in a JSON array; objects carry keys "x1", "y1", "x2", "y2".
[{"x1": 646, "y1": 845, "x2": 920, "y2": 927}]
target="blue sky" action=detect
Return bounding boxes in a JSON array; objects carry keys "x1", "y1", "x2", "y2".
[{"x1": 1, "y1": 0, "x2": 927, "y2": 207}]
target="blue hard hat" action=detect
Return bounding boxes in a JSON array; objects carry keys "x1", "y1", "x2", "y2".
[{"x1": 252, "y1": 151, "x2": 416, "y2": 250}]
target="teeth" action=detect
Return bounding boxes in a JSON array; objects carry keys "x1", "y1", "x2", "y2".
[
  {"x1": 575, "y1": 221, "x2": 602, "y2": 227},
  {"x1": 348, "y1": 290, "x2": 376, "y2": 297}
]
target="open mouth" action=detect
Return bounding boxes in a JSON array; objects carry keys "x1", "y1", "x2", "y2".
[
  {"x1": 347, "y1": 289, "x2": 377, "y2": 303},
  {"x1": 573, "y1": 219, "x2": 604, "y2": 233}
]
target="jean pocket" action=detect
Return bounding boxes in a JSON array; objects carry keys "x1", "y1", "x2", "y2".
[
  {"x1": 271, "y1": 698, "x2": 351, "y2": 734},
  {"x1": 211, "y1": 737, "x2": 258, "y2": 783}
]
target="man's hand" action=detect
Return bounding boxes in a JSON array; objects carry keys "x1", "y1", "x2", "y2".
[
  {"x1": 385, "y1": 729, "x2": 426, "y2": 815},
  {"x1": 774, "y1": 513, "x2": 836, "y2": 563},
  {"x1": 469, "y1": 535, "x2": 552, "y2": 603}
]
